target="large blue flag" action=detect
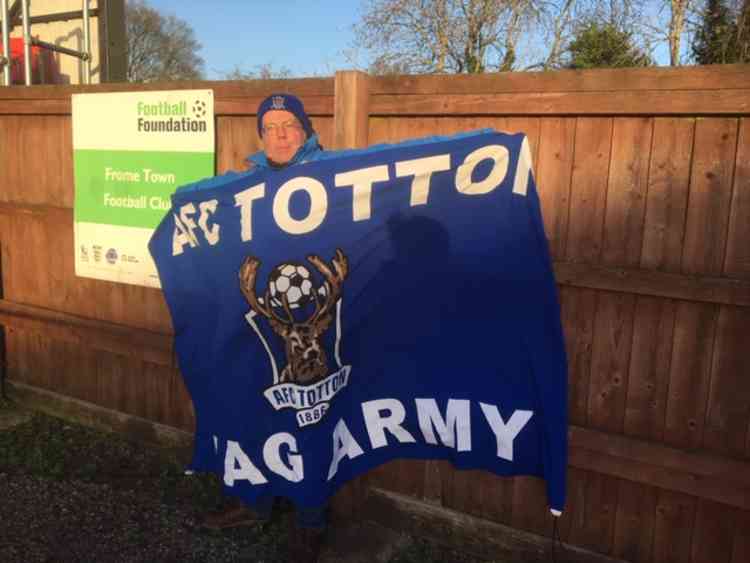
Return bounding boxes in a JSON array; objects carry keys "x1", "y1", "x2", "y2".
[{"x1": 149, "y1": 130, "x2": 568, "y2": 514}]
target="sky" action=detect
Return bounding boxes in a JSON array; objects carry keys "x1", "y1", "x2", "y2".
[
  {"x1": 146, "y1": 0, "x2": 365, "y2": 79},
  {"x1": 144, "y1": 0, "x2": 679, "y2": 80}
]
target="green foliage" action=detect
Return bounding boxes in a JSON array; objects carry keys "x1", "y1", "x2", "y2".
[
  {"x1": 691, "y1": 0, "x2": 750, "y2": 64},
  {"x1": 565, "y1": 21, "x2": 652, "y2": 69}
]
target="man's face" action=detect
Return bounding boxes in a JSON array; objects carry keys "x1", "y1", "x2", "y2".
[{"x1": 261, "y1": 109, "x2": 306, "y2": 165}]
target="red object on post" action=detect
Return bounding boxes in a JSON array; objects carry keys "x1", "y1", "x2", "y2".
[{"x1": 1, "y1": 37, "x2": 59, "y2": 84}]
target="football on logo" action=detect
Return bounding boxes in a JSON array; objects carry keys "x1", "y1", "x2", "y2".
[
  {"x1": 268, "y1": 263, "x2": 326, "y2": 309},
  {"x1": 192, "y1": 100, "x2": 206, "y2": 118}
]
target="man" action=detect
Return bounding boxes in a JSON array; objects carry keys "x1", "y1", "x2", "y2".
[
  {"x1": 247, "y1": 92, "x2": 324, "y2": 170},
  {"x1": 198, "y1": 93, "x2": 328, "y2": 563}
]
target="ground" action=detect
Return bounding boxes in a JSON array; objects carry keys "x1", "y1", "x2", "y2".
[{"x1": 0, "y1": 397, "x2": 499, "y2": 563}]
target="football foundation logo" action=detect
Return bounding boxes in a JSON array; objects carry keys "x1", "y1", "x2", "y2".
[{"x1": 239, "y1": 249, "x2": 352, "y2": 427}]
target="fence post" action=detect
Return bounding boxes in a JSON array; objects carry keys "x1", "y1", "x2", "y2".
[{"x1": 333, "y1": 70, "x2": 370, "y2": 150}]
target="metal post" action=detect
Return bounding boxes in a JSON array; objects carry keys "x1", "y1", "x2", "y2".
[
  {"x1": 1, "y1": 0, "x2": 11, "y2": 86},
  {"x1": 21, "y1": 0, "x2": 30, "y2": 85},
  {"x1": 82, "y1": 0, "x2": 90, "y2": 84}
]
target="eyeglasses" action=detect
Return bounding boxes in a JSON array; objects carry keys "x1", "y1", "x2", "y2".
[{"x1": 262, "y1": 119, "x2": 303, "y2": 136}]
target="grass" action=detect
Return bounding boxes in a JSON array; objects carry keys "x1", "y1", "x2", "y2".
[{"x1": 0, "y1": 399, "x2": 497, "y2": 563}]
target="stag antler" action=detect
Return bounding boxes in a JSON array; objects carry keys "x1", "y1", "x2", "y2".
[
  {"x1": 307, "y1": 248, "x2": 349, "y2": 326},
  {"x1": 239, "y1": 256, "x2": 290, "y2": 327}
]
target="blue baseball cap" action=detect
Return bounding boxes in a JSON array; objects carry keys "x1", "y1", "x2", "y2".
[{"x1": 257, "y1": 93, "x2": 314, "y2": 139}]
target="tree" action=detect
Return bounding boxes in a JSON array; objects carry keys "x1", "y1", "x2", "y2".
[
  {"x1": 668, "y1": 0, "x2": 694, "y2": 65},
  {"x1": 536, "y1": 0, "x2": 578, "y2": 69},
  {"x1": 737, "y1": 0, "x2": 750, "y2": 61},
  {"x1": 564, "y1": 21, "x2": 653, "y2": 68},
  {"x1": 126, "y1": 0, "x2": 204, "y2": 82},
  {"x1": 224, "y1": 63, "x2": 293, "y2": 81},
  {"x1": 353, "y1": 0, "x2": 541, "y2": 74},
  {"x1": 689, "y1": 0, "x2": 750, "y2": 63}
]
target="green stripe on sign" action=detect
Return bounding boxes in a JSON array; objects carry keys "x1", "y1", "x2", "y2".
[{"x1": 74, "y1": 149, "x2": 214, "y2": 228}]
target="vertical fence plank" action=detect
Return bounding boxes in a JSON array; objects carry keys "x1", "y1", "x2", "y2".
[
  {"x1": 3, "y1": 116, "x2": 23, "y2": 202},
  {"x1": 587, "y1": 292, "x2": 636, "y2": 433},
  {"x1": 535, "y1": 117, "x2": 575, "y2": 260},
  {"x1": 141, "y1": 363, "x2": 173, "y2": 426},
  {"x1": 57, "y1": 340, "x2": 98, "y2": 404},
  {"x1": 613, "y1": 480, "x2": 656, "y2": 563},
  {"x1": 641, "y1": 118, "x2": 694, "y2": 272},
  {"x1": 560, "y1": 285, "x2": 596, "y2": 427},
  {"x1": 313, "y1": 116, "x2": 335, "y2": 149},
  {"x1": 602, "y1": 117, "x2": 653, "y2": 267},
  {"x1": 703, "y1": 306, "x2": 750, "y2": 458},
  {"x1": 682, "y1": 118, "x2": 739, "y2": 275},
  {"x1": 476, "y1": 472, "x2": 515, "y2": 526},
  {"x1": 216, "y1": 115, "x2": 257, "y2": 174},
  {"x1": 567, "y1": 471, "x2": 618, "y2": 554},
  {"x1": 724, "y1": 117, "x2": 750, "y2": 279},
  {"x1": 653, "y1": 491, "x2": 696, "y2": 563},
  {"x1": 57, "y1": 115, "x2": 75, "y2": 208},
  {"x1": 731, "y1": 510, "x2": 750, "y2": 563},
  {"x1": 691, "y1": 499, "x2": 736, "y2": 563},
  {"x1": 624, "y1": 296, "x2": 676, "y2": 441},
  {"x1": 566, "y1": 117, "x2": 613, "y2": 264},
  {"x1": 169, "y1": 368, "x2": 195, "y2": 432},
  {"x1": 367, "y1": 116, "x2": 390, "y2": 145},
  {"x1": 556, "y1": 467, "x2": 587, "y2": 543},
  {"x1": 664, "y1": 303, "x2": 716, "y2": 450},
  {"x1": 510, "y1": 476, "x2": 550, "y2": 536}
]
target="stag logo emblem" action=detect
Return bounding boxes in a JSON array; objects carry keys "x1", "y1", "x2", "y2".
[{"x1": 239, "y1": 249, "x2": 352, "y2": 427}]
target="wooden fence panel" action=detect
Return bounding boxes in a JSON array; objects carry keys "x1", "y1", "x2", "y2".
[{"x1": 2, "y1": 67, "x2": 750, "y2": 563}]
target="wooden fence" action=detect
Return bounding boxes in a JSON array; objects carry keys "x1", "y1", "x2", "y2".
[{"x1": 1, "y1": 64, "x2": 749, "y2": 563}]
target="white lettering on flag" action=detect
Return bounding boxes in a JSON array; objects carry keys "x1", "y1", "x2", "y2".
[
  {"x1": 455, "y1": 145, "x2": 509, "y2": 195},
  {"x1": 416, "y1": 398, "x2": 471, "y2": 451},
  {"x1": 263, "y1": 432, "x2": 304, "y2": 483},
  {"x1": 224, "y1": 440, "x2": 268, "y2": 486},
  {"x1": 327, "y1": 418, "x2": 364, "y2": 480},
  {"x1": 362, "y1": 398, "x2": 417, "y2": 449},
  {"x1": 395, "y1": 154, "x2": 451, "y2": 206},
  {"x1": 234, "y1": 182, "x2": 265, "y2": 242},
  {"x1": 335, "y1": 165, "x2": 390, "y2": 221},
  {"x1": 273, "y1": 176, "x2": 328, "y2": 235},
  {"x1": 479, "y1": 403, "x2": 533, "y2": 462}
]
